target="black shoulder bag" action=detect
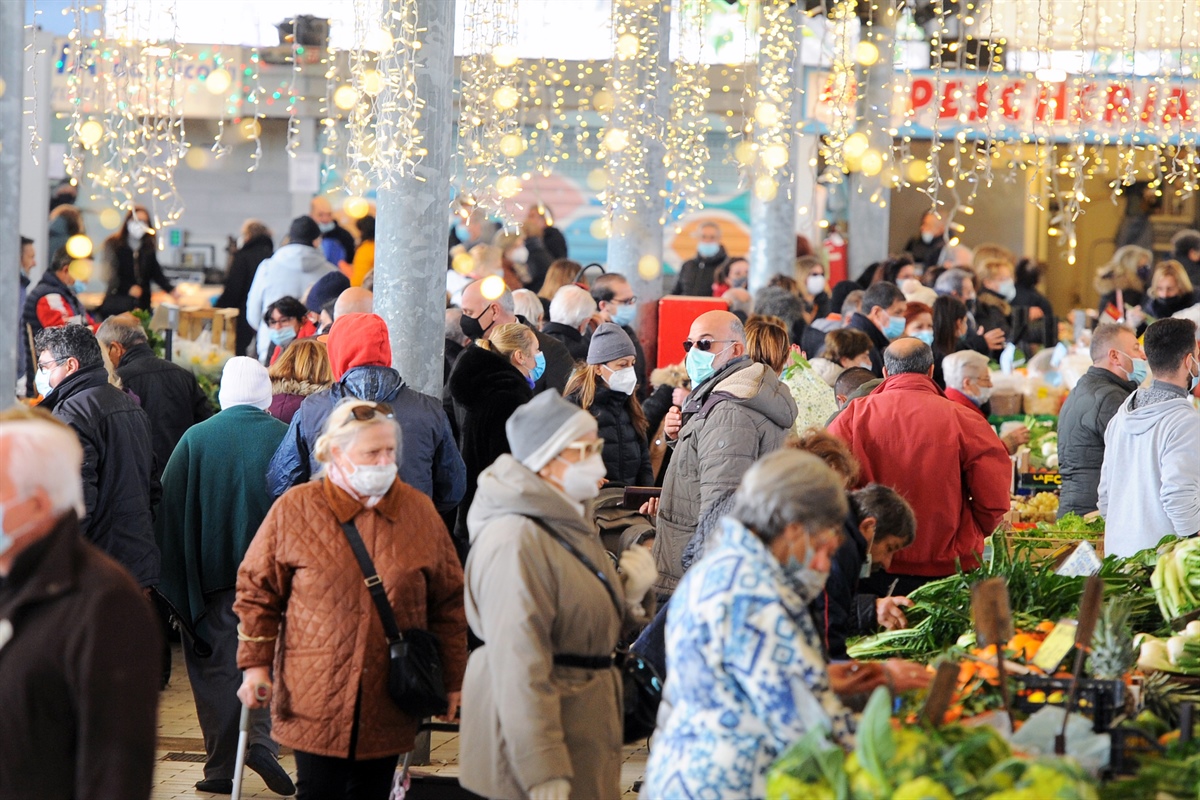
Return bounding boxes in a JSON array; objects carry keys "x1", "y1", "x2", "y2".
[
  {"x1": 339, "y1": 521, "x2": 448, "y2": 718},
  {"x1": 528, "y1": 517, "x2": 662, "y2": 744}
]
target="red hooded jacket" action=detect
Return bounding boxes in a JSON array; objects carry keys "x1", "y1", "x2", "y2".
[{"x1": 828, "y1": 372, "x2": 1011, "y2": 577}]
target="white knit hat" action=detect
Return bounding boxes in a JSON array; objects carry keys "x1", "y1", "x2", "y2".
[{"x1": 219, "y1": 356, "x2": 273, "y2": 411}]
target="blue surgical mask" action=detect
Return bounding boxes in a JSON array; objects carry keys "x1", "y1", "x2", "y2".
[
  {"x1": 696, "y1": 242, "x2": 720, "y2": 259},
  {"x1": 269, "y1": 327, "x2": 297, "y2": 348},
  {"x1": 35, "y1": 369, "x2": 53, "y2": 398},
  {"x1": 997, "y1": 280, "x2": 1017, "y2": 302},
  {"x1": 612, "y1": 304, "x2": 636, "y2": 328},
  {"x1": 454, "y1": 223, "x2": 470, "y2": 243},
  {"x1": 73, "y1": 281, "x2": 87, "y2": 293},
  {"x1": 1189, "y1": 356, "x2": 1199, "y2": 393},
  {"x1": 884, "y1": 315, "x2": 906, "y2": 340},
  {"x1": 781, "y1": 543, "x2": 829, "y2": 603},
  {"x1": 0, "y1": 501, "x2": 25, "y2": 556},
  {"x1": 685, "y1": 345, "x2": 725, "y2": 387},
  {"x1": 317, "y1": 221, "x2": 336, "y2": 234},
  {"x1": 1118, "y1": 352, "x2": 1148, "y2": 385},
  {"x1": 530, "y1": 351, "x2": 546, "y2": 383},
  {"x1": 914, "y1": 330, "x2": 934, "y2": 346}
]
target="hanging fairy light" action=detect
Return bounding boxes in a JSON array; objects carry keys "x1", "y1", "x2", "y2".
[
  {"x1": 820, "y1": 0, "x2": 859, "y2": 180},
  {"x1": 743, "y1": 0, "x2": 801, "y2": 202},
  {"x1": 454, "y1": 0, "x2": 522, "y2": 220}
]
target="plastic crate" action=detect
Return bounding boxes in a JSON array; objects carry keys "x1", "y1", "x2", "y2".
[
  {"x1": 1013, "y1": 675, "x2": 1127, "y2": 733},
  {"x1": 1106, "y1": 725, "x2": 1166, "y2": 777}
]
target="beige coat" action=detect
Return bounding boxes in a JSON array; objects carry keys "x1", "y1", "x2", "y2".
[{"x1": 459, "y1": 456, "x2": 635, "y2": 800}]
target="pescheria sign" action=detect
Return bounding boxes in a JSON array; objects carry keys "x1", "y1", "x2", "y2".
[{"x1": 802, "y1": 69, "x2": 1197, "y2": 145}]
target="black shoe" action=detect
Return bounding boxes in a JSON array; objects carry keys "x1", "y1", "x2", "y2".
[
  {"x1": 194, "y1": 778, "x2": 233, "y2": 794},
  {"x1": 246, "y1": 744, "x2": 297, "y2": 796}
]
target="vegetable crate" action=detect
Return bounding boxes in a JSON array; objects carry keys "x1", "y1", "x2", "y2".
[
  {"x1": 1006, "y1": 536, "x2": 1105, "y2": 562},
  {"x1": 1013, "y1": 675, "x2": 1127, "y2": 733},
  {"x1": 1106, "y1": 725, "x2": 1165, "y2": 777}
]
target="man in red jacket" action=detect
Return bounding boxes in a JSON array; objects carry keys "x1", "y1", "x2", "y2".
[{"x1": 828, "y1": 337, "x2": 1011, "y2": 595}]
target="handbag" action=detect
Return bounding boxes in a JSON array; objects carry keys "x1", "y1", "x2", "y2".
[
  {"x1": 528, "y1": 517, "x2": 662, "y2": 744},
  {"x1": 339, "y1": 521, "x2": 448, "y2": 718}
]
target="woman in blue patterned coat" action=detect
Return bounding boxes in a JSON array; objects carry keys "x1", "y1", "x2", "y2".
[{"x1": 643, "y1": 449, "x2": 856, "y2": 800}]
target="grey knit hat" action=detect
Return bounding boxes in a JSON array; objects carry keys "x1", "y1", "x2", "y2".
[
  {"x1": 506, "y1": 390, "x2": 598, "y2": 473},
  {"x1": 587, "y1": 322, "x2": 636, "y2": 365}
]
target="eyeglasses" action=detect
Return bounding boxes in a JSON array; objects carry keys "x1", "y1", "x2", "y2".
[
  {"x1": 37, "y1": 357, "x2": 66, "y2": 373},
  {"x1": 682, "y1": 338, "x2": 735, "y2": 353},
  {"x1": 267, "y1": 316, "x2": 296, "y2": 329},
  {"x1": 349, "y1": 402, "x2": 395, "y2": 422},
  {"x1": 562, "y1": 439, "x2": 605, "y2": 458},
  {"x1": 613, "y1": 296, "x2": 637, "y2": 306}
]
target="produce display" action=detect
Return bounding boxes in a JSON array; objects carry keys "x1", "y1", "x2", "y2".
[
  {"x1": 1022, "y1": 417, "x2": 1059, "y2": 470},
  {"x1": 1151, "y1": 537, "x2": 1200, "y2": 623},
  {"x1": 766, "y1": 687, "x2": 1100, "y2": 800},
  {"x1": 1010, "y1": 493, "x2": 1059, "y2": 525},
  {"x1": 1137, "y1": 621, "x2": 1200, "y2": 676}
]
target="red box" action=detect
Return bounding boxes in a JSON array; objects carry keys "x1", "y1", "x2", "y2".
[{"x1": 656, "y1": 296, "x2": 729, "y2": 369}]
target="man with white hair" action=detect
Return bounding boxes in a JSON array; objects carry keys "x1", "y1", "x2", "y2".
[
  {"x1": 543, "y1": 284, "x2": 596, "y2": 361},
  {"x1": 0, "y1": 414, "x2": 162, "y2": 799},
  {"x1": 458, "y1": 278, "x2": 571, "y2": 393},
  {"x1": 942, "y1": 349, "x2": 1029, "y2": 454}
]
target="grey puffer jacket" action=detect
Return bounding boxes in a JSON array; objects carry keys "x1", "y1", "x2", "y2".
[
  {"x1": 460, "y1": 456, "x2": 648, "y2": 800},
  {"x1": 652, "y1": 358, "x2": 797, "y2": 597},
  {"x1": 1057, "y1": 366, "x2": 1138, "y2": 517}
]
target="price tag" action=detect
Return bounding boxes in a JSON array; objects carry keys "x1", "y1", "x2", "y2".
[{"x1": 1032, "y1": 620, "x2": 1078, "y2": 674}]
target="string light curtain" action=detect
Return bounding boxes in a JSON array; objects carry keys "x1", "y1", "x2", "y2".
[{"x1": 664, "y1": 0, "x2": 711, "y2": 216}]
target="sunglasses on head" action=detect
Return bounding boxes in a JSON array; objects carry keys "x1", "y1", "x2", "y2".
[
  {"x1": 563, "y1": 439, "x2": 605, "y2": 458},
  {"x1": 349, "y1": 402, "x2": 395, "y2": 422},
  {"x1": 682, "y1": 338, "x2": 735, "y2": 353}
]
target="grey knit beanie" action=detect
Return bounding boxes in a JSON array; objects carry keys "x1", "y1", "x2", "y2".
[
  {"x1": 506, "y1": 390, "x2": 598, "y2": 473},
  {"x1": 587, "y1": 322, "x2": 636, "y2": 365}
]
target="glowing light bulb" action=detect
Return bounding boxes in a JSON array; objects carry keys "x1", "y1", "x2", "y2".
[
  {"x1": 184, "y1": 148, "x2": 209, "y2": 170},
  {"x1": 637, "y1": 254, "x2": 661, "y2": 280},
  {"x1": 77, "y1": 119, "x2": 104, "y2": 148},
  {"x1": 65, "y1": 234, "x2": 93, "y2": 259},
  {"x1": 860, "y1": 149, "x2": 884, "y2": 177},
  {"x1": 68, "y1": 259, "x2": 93, "y2": 282},
  {"x1": 451, "y1": 252, "x2": 475, "y2": 275},
  {"x1": 360, "y1": 70, "x2": 384, "y2": 96},
  {"x1": 754, "y1": 175, "x2": 778, "y2": 201},
  {"x1": 343, "y1": 196, "x2": 370, "y2": 219},
  {"x1": 499, "y1": 133, "x2": 526, "y2": 157},
  {"x1": 754, "y1": 101, "x2": 781, "y2": 127},
  {"x1": 492, "y1": 85, "x2": 519, "y2": 111},
  {"x1": 492, "y1": 44, "x2": 518, "y2": 68},
  {"x1": 844, "y1": 132, "x2": 870, "y2": 160},
  {"x1": 586, "y1": 169, "x2": 608, "y2": 191},
  {"x1": 616, "y1": 34, "x2": 640, "y2": 60},
  {"x1": 333, "y1": 84, "x2": 358, "y2": 111},
  {"x1": 365, "y1": 28, "x2": 393, "y2": 53},
  {"x1": 734, "y1": 141, "x2": 757, "y2": 166},
  {"x1": 239, "y1": 118, "x2": 262, "y2": 140},
  {"x1": 855, "y1": 41, "x2": 880, "y2": 66},
  {"x1": 590, "y1": 217, "x2": 611, "y2": 239},
  {"x1": 99, "y1": 208, "x2": 123, "y2": 230},
  {"x1": 205, "y1": 68, "x2": 232, "y2": 95},
  {"x1": 591, "y1": 89, "x2": 614, "y2": 113},
  {"x1": 906, "y1": 160, "x2": 930, "y2": 182},
  {"x1": 480, "y1": 275, "x2": 506, "y2": 300},
  {"x1": 760, "y1": 143, "x2": 790, "y2": 170},
  {"x1": 604, "y1": 128, "x2": 630, "y2": 152},
  {"x1": 496, "y1": 175, "x2": 522, "y2": 198}
]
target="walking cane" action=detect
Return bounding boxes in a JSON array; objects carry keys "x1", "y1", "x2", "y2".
[{"x1": 232, "y1": 682, "x2": 269, "y2": 800}]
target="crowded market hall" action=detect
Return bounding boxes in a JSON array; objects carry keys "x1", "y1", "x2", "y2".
[{"x1": 4, "y1": 0, "x2": 1200, "y2": 798}]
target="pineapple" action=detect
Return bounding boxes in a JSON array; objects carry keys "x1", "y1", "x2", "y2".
[
  {"x1": 1090, "y1": 597, "x2": 1136, "y2": 680},
  {"x1": 1140, "y1": 670, "x2": 1200, "y2": 728}
]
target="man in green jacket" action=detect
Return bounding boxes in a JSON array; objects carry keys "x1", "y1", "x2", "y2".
[{"x1": 156, "y1": 357, "x2": 296, "y2": 796}]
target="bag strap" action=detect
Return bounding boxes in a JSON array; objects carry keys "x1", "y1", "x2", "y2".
[
  {"x1": 339, "y1": 521, "x2": 403, "y2": 645},
  {"x1": 526, "y1": 517, "x2": 623, "y2": 618}
]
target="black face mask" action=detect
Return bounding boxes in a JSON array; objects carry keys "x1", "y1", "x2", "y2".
[
  {"x1": 460, "y1": 306, "x2": 494, "y2": 340},
  {"x1": 1149, "y1": 295, "x2": 1192, "y2": 319}
]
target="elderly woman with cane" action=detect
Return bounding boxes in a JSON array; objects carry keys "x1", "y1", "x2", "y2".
[{"x1": 235, "y1": 399, "x2": 467, "y2": 800}]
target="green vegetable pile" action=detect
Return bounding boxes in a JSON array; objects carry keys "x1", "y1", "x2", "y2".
[
  {"x1": 1023, "y1": 416, "x2": 1058, "y2": 470},
  {"x1": 1151, "y1": 537, "x2": 1200, "y2": 623},
  {"x1": 1100, "y1": 737, "x2": 1200, "y2": 800},
  {"x1": 847, "y1": 541, "x2": 1163, "y2": 663},
  {"x1": 1030, "y1": 513, "x2": 1105, "y2": 538},
  {"x1": 1138, "y1": 620, "x2": 1200, "y2": 676},
  {"x1": 766, "y1": 687, "x2": 1099, "y2": 800}
]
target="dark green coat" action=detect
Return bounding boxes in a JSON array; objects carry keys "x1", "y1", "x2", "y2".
[{"x1": 156, "y1": 404, "x2": 287, "y2": 629}]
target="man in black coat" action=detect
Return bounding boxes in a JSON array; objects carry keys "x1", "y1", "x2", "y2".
[
  {"x1": 216, "y1": 220, "x2": 274, "y2": 357},
  {"x1": 671, "y1": 221, "x2": 729, "y2": 296},
  {"x1": 846, "y1": 282, "x2": 907, "y2": 377},
  {"x1": 459, "y1": 279, "x2": 572, "y2": 394},
  {"x1": 310, "y1": 196, "x2": 356, "y2": 265},
  {"x1": 542, "y1": 284, "x2": 595, "y2": 362},
  {"x1": 34, "y1": 324, "x2": 160, "y2": 589},
  {"x1": 1057, "y1": 323, "x2": 1143, "y2": 517},
  {"x1": 97, "y1": 314, "x2": 213, "y2": 474},
  {"x1": 809, "y1": 484, "x2": 917, "y2": 660},
  {"x1": 0, "y1": 417, "x2": 162, "y2": 800}
]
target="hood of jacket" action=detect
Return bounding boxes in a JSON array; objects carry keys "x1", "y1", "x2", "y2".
[
  {"x1": 683, "y1": 358, "x2": 797, "y2": 430},
  {"x1": 272, "y1": 242, "x2": 336, "y2": 274},
  {"x1": 1115, "y1": 386, "x2": 1196, "y2": 434},
  {"x1": 448, "y1": 344, "x2": 529, "y2": 408},
  {"x1": 327, "y1": 312, "x2": 392, "y2": 379},
  {"x1": 466, "y1": 454, "x2": 592, "y2": 544},
  {"x1": 331, "y1": 365, "x2": 405, "y2": 405}
]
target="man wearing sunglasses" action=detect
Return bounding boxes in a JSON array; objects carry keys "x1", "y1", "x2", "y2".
[{"x1": 651, "y1": 311, "x2": 798, "y2": 599}]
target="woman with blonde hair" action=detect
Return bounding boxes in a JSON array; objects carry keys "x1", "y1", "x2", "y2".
[
  {"x1": 745, "y1": 315, "x2": 791, "y2": 374},
  {"x1": 267, "y1": 338, "x2": 333, "y2": 424},
  {"x1": 236, "y1": 398, "x2": 467, "y2": 799},
  {"x1": 537, "y1": 258, "x2": 582, "y2": 302},
  {"x1": 1094, "y1": 244, "x2": 1150, "y2": 320},
  {"x1": 565, "y1": 322, "x2": 652, "y2": 486},
  {"x1": 448, "y1": 322, "x2": 539, "y2": 546},
  {"x1": 1144, "y1": 260, "x2": 1197, "y2": 319}
]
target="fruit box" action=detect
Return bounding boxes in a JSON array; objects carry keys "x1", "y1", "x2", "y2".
[{"x1": 1013, "y1": 675, "x2": 1128, "y2": 733}]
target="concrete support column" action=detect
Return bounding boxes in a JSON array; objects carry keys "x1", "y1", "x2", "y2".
[
  {"x1": 1, "y1": 1, "x2": 24, "y2": 408},
  {"x1": 373, "y1": 0, "x2": 456, "y2": 399},
  {"x1": 748, "y1": 4, "x2": 805, "y2": 293},
  {"x1": 793, "y1": 134, "x2": 821, "y2": 251},
  {"x1": 847, "y1": 3, "x2": 897, "y2": 278},
  {"x1": 606, "y1": 0, "x2": 670, "y2": 363},
  {"x1": 20, "y1": 29, "x2": 53, "y2": 280}
]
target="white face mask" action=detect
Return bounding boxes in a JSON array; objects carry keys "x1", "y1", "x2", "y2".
[
  {"x1": 127, "y1": 217, "x2": 147, "y2": 244},
  {"x1": 806, "y1": 274, "x2": 827, "y2": 296},
  {"x1": 557, "y1": 453, "x2": 606, "y2": 502},
  {"x1": 346, "y1": 462, "x2": 397, "y2": 497},
  {"x1": 35, "y1": 369, "x2": 54, "y2": 398},
  {"x1": 604, "y1": 365, "x2": 638, "y2": 395},
  {"x1": 968, "y1": 380, "x2": 993, "y2": 405},
  {"x1": 0, "y1": 500, "x2": 29, "y2": 556},
  {"x1": 508, "y1": 245, "x2": 529, "y2": 264}
]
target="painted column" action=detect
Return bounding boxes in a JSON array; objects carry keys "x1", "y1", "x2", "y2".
[
  {"x1": 373, "y1": 0, "x2": 456, "y2": 398},
  {"x1": 0, "y1": 1, "x2": 24, "y2": 408},
  {"x1": 605, "y1": 0, "x2": 670, "y2": 364},
  {"x1": 847, "y1": 2, "x2": 897, "y2": 278}
]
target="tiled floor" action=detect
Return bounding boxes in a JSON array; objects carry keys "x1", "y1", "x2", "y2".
[{"x1": 153, "y1": 644, "x2": 648, "y2": 798}]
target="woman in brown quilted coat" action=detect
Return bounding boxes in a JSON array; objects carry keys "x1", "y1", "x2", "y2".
[{"x1": 235, "y1": 399, "x2": 468, "y2": 799}]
